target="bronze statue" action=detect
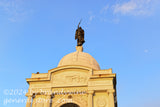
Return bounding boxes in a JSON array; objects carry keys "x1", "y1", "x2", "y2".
[{"x1": 75, "y1": 21, "x2": 85, "y2": 46}]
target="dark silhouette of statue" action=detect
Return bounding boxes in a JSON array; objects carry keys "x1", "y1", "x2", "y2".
[{"x1": 75, "y1": 21, "x2": 85, "y2": 46}]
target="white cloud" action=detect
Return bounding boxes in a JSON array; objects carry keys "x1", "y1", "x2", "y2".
[
  {"x1": 113, "y1": 0, "x2": 159, "y2": 16},
  {"x1": 100, "y1": 5, "x2": 109, "y2": 14},
  {"x1": 88, "y1": 11, "x2": 96, "y2": 23},
  {"x1": 0, "y1": 0, "x2": 32, "y2": 22},
  {"x1": 144, "y1": 49, "x2": 149, "y2": 53},
  {"x1": 89, "y1": 15, "x2": 95, "y2": 21}
]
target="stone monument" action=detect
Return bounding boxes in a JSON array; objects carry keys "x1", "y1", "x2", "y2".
[{"x1": 25, "y1": 24, "x2": 118, "y2": 107}]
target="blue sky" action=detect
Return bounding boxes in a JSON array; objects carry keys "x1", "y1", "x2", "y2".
[{"x1": 0, "y1": 0, "x2": 160, "y2": 107}]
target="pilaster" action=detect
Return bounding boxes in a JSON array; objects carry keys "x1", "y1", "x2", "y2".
[
  {"x1": 26, "y1": 95, "x2": 32, "y2": 107},
  {"x1": 87, "y1": 90, "x2": 94, "y2": 107},
  {"x1": 108, "y1": 89, "x2": 115, "y2": 107}
]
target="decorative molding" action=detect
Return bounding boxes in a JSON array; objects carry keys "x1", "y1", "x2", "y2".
[
  {"x1": 52, "y1": 71, "x2": 89, "y2": 86},
  {"x1": 65, "y1": 75, "x2": 87, "y2": 83},
  {"x1": 52, "y1": 94, "x2": 87, "y2": 107},
  {"x1": 52, "y1": 87, "x2": 87, "y2": 94},
  {"x1": 107, "y1": 89, "x2": 115, "y2": 94},
  {"x1": 96, "y1": 96, "x2": 107, "y2": 107}
]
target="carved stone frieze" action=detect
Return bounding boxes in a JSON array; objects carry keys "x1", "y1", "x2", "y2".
[
  {"x1": 52, "y1": 70, "x2": 89, "y2": 87},
  {"x1": 96, "y1": 96, "x2": 107, "y2": 107}
]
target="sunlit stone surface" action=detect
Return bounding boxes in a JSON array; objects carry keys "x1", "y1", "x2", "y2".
[{"x1": 25, "y1": 46, "x2": 117, "y2": 107}]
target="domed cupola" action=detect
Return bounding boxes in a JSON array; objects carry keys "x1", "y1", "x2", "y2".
[{"x1": 58, "y1": 46, "x2": 100, "y2": 70}]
